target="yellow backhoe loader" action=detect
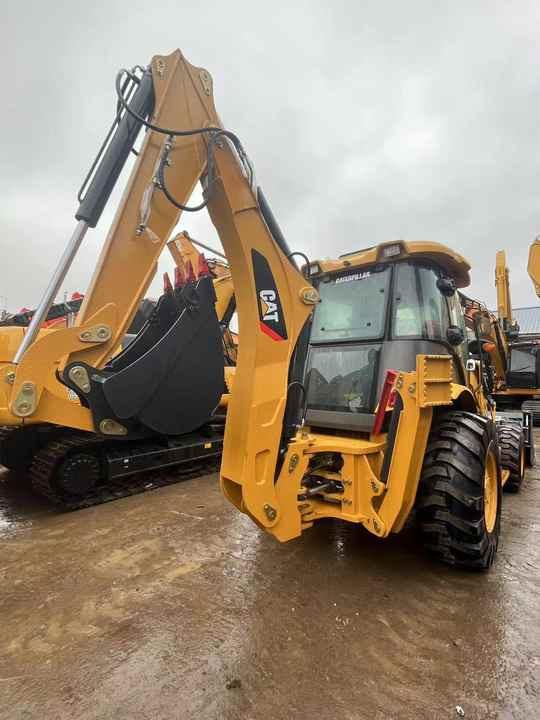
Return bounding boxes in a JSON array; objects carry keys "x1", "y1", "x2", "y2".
[{"x1": 0, "y1": 49, "x2": 517, "y2": 568}]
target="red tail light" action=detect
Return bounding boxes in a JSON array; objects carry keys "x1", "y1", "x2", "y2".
[{"x1": 372, "y1": 369, "x2": 398, "y2": 436}]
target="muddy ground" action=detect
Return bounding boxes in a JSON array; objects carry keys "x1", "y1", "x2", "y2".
[{"x1": 1, "y1": 447, "x2": 539, "y2": 720}]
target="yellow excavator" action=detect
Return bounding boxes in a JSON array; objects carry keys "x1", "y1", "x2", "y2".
[
  {"x1": 459, "y1": 288, "x2": 533, "y2": 491},
  {"x1": 0, "y1": 49, "x2": 519, "y2": 568},
  {"x1": 488, "y1": 246, "x2": 540, "y2": 426},
  {"x1": 452, "y1": 246, "x2": 540, "y2": 489},
  {"x1": 0, "y1": 223, "x2": 235, "y2": 507}
]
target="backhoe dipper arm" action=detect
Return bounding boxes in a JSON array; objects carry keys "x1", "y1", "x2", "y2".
[
  {"x1": 205, "y1": 139, "x2": 318, "y2": 535},
  {"x1": 3, "y1": 50, "x2": 318, "y2": 535}
]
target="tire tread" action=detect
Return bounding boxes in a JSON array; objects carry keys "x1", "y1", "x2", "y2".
[{"x1": 417, "y1": 411, "x2": 500, "y2": 570}]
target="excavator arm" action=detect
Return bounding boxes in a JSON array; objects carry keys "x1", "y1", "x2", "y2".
[
  {"x1": 0, "y1": 49, "x2": 317, "y2": 532},
  {"x1": 528, "y1": 238, "x2": 540, "y2": 297},
  {"x1": 495, "y1": 249, "x2": 515, "y2": 334}
]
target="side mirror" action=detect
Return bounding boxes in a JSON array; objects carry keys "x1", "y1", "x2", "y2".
[
  {"x1": 468, "y1": 339, "x2": 480, "y2": 356},
  {"x1": 447, "y1": 325, "x2": 465, "y2": 346},
  {"x1": 437, "y1": 277, "x2": 456, "y2": 297}
]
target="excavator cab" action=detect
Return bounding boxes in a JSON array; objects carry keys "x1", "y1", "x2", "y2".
[
  {"x1": 506, "y1": 341, "x2": 540, "y2": 389},
  {"x1": 304, "y1": 242, "x2": 469, "y2": 434}
]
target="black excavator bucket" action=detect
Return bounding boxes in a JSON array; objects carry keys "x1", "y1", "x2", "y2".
[{"x1": 64, "y1": 275, "x2": 225, "y2": 436}]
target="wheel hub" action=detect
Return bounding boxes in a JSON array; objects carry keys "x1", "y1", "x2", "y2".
[
  {"x1": 483, "y1": 449, "x2": 498, "y2": 533},
  {"x1": 56, "y1": 453, "x2": 100, "y2": 497}
]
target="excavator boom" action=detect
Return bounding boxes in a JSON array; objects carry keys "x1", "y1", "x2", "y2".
[{"x1": 495, "y1": 249, "x2": 514, "y2": 331}]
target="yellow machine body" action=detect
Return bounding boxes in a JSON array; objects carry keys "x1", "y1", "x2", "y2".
[
  {"x1": 221, "y1": 240, "x2": 493, "y2": 542},
  {"x1": 483, "y1": 245, "x2": 540, "y2": 401},
  {"x1": 0, "y1": 49, "x2": 505, "y2": 566}
]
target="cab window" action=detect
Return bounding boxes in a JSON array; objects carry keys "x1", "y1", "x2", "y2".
[
  {"x1": 510, "y1": 347, "x2": 537, "y2": 373},
  {"x1": 392, "y1": 264, "x2": 449, "y2": 340},
  {"x1": 311, "y1": 267, "x2": 390, "y2": 343}
]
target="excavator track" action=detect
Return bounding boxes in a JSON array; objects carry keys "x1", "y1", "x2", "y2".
[
  {"x1": 28, "y1": 431, "x2": 221, "y2": 511},
  {"x1": 0, "y1": 425, "x2": 22, "y2": 450},
  {"x1": 0, "y1": 424, "x2": 62, "y2": 474},
  {"x1": 0, "y1": 426, "x2": 21, "y2": 473}
]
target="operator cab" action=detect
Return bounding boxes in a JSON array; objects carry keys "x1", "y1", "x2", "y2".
[
  {"x1": 304, "y1": 241, "x2": 471, "y2": 433},
  {"x1": 506, "y1": 341, "x2": 540, "y2": 389}
]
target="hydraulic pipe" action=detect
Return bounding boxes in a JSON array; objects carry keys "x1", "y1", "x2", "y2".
[
  {"x1": 13, "y1": 220, "x2": 89, "y2": 363},
  {"x1": 13, "y1": 68, "x2": 155, "y2": 363},
  {"x1": 189, "y1": 237, "x2": 227, "y2": 259}
]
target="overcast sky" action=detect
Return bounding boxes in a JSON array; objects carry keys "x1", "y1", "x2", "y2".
[{"x1": 2, "y1": 1, "x2": 540, "y2": 314}]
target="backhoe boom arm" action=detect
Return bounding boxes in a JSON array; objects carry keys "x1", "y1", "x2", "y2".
[{"x1": 0, "y1": 50, "x2": 317, "y2": 532}]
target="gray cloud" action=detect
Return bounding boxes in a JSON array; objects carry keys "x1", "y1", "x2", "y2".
[{"x1": 2, "y1": 0, "x2": 540, "y2": 313}]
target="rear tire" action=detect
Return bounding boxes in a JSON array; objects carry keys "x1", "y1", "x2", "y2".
[
  {"x1": 497, "y1": 422, "x2": 525, "y2": 493},
  {"x1": 417, "y1": 411, "x2": 501, "y2": 570}
]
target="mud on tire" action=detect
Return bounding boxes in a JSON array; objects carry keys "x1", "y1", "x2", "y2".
[
  {"x1": 497, "y1": 421, "x2": 525, "y2": 493},
  {"x1": 416, "y1": 411, "x2": 501, "y2": 570}
]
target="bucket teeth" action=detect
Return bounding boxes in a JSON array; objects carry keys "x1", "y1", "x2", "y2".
[
  {"x1": 184, "y1": 260, "x2": 196, "y2": 284},
  {"x1": 197, "y1": 254, "x2": 211, "y2": 278},
  {"x1": 174, "y1": 266, "x2": 186, "y2": 290},
  {"x1": 163, "y1": 272, "x2": 173, "y2": 294}
]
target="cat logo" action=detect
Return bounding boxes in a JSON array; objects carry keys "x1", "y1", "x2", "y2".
[
  {"x1": 259, "y1": 290, "x2": 279, "y2": 323},
  {"x1": 252, "y1": 249, "x2": 288, "y2": 341}
]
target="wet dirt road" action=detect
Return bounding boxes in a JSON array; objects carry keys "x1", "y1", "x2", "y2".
[{"x1": 1, "y1": 458, "x2": 539, "y2": 719}]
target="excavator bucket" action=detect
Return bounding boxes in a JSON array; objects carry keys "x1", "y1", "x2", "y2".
[{"x1": 63, "y1": 275, "x2": 224, "y2": 436}]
